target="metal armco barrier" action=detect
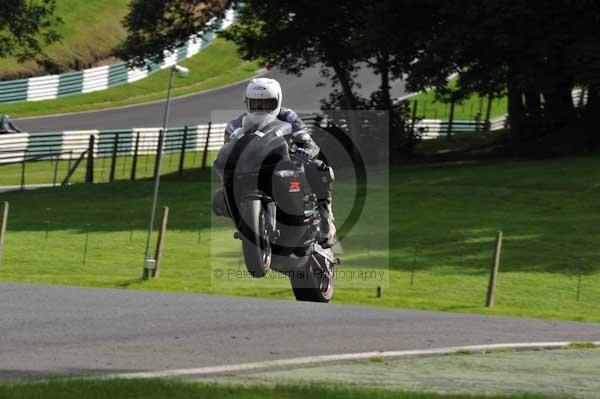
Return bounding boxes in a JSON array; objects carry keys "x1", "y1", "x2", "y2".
[
  {"x1": 0, "y1": 124, "x2": 227, "y2": 165},
  {"x1": 0, "y1": 10, "x2": 235, "y2": 104},
  {"x1": 415, "y1": 116, "x2": 507, "y2": 139}
]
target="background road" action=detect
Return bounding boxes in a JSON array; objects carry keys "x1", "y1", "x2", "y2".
[
  {"x1": 15, "y1": 67, "x2": 407, "y2": 132},
  {"x1": 1, "y1": 283, "x2": 598, "y2": 381}
]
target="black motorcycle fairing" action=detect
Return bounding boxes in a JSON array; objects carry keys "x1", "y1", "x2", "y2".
[
  {"x1": 213, "y1": 119, "x2": 320, "y2": 271},
  {"x1": 214, "y1": 119, "x2": 292, "y2": 179}
]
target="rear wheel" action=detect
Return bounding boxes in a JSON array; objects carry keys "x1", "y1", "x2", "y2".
[
  {"x1": 290, "y1": 257, "x2": 334, "y2": 302},
  {"x1": 239, "y1": 199, "x2": 271, "y2": 278}
]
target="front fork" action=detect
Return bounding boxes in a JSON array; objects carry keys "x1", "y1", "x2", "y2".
[
  {"x1": 265, "y1": 201, "x2": 279, "y2": 241},
  {"x1": 233, "y1": 198, "x2": 278, "y2": 242}
]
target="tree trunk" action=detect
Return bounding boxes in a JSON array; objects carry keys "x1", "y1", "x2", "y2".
[
  {"x1": 507, "y1": 76, "x2": 524, "y2": 141},
  {"x1": 584, "y1": 85, "x2": 600, "y2": 150},
  {"x1": 542, "y1": 80, "x2": 575, "y2": 130},
  {"x1": 328, "y1": 56, "x2": 361, "y2": 148},
  {"x1": 376, "y1": 51, "x2": 402, "y2": 153},
  {"x1": 524, "y1": 88, "x2": 541, "y2": 118},
  {"x1": 378, "y1": 52, "x2": 393, "y2": 111},
  {"x1": 585, "y1": 85, "x2": 599, "y2": 115},
  {"x1": 328, "y1": 57, "x2": 357, "y2": 111}
]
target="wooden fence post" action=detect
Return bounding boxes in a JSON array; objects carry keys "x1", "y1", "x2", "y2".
[
  {"x1": 153, "y1": 206, "x2": 169, "y2": 278},
  {"x1": 0, "y1": 202, "x2": 8, "y2": 266},
  {"x1": 486, "y1": 231, "x2": 503, "y2": 307},
  {"x1": 178, "y1": 126, "x2": 188, "y2": 175},
  {"x1": 202, "y1": 122, "x2": 212, "y2": 169},
  {"x1": 86, "y1": 135, "x2": 95, "y2": 184},
  {"x1": 109, "y1": 133, "x2": 119, "y2": 183},
  {"x1": 131, "y1": 132, "x2": 140, "y2": 181}
]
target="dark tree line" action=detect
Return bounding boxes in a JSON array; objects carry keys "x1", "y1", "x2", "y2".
[
  {"x1": 116, "y1": 0, "x2": 600, "y2": 157},
  {"x1": 408, "y1": 0, "x2": 600, "y2": 156}
]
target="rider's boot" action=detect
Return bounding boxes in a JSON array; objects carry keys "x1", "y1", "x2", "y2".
[{"x1": 318, "y1": 199, "x2": 337, "y2": 248}]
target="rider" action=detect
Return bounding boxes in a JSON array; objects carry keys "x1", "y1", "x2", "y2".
[
  {"x1": 0, "y1": 114, "x2": 20, "y2": 134},
  {"x1": 223, "y1": 77, "x2": 336, "y2": 248}
]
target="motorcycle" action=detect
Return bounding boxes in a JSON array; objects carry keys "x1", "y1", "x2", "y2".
[{"x1": 213, "y1": 118, "x2": 338, "y2": 302}]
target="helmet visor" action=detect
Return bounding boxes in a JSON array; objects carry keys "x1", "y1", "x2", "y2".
[{"x1": 247, "y1": 97, "x2": 278, "y2": 113}]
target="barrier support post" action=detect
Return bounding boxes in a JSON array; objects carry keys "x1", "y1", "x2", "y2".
[
  {"x1": 109, "y1": 133, "x2": 120, "y2": 183},
  {"x1": 178, "y1": 126, "x2": 188, "y2": 175},
  {"x1": 202, "y1": 122, "x2": 212, "y2": 169},
  {"x1": 131, "y1": 132, "x2": 140, "y2": 181},
  {"x1": 0, "y1": 202, "x2": 8, "y2": 266},
  {"x1": 86, "y1": 135, "x2": 95, "y2": 184},
  {"x1": 20, "y1": 156, "x2": 26, "y2": 190},
  {"x1": 52, "y1": 153, "x2": 60, "y2": 187}
]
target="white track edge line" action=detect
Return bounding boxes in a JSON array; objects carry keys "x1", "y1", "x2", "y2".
[{"x1": 106, "y1": 340, "x2": 600, "y2": 379}]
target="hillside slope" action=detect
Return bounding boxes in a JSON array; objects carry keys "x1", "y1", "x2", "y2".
[{"x1": 0, "y1": 0, "x2": 130, "y2": 80}]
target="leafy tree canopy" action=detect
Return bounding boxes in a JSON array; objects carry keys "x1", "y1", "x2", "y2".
[
  {"x1": 118, "y1": 0, "x2": 230, "y2": 67},
  {"x1": 0, "y1": 0, "x2": 61, "y2": 62}
]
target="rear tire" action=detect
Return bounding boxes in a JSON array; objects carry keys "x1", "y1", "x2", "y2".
[
  {"x1": 239, "y1": 199, "x2": 271, "y2": 278},
  {"x1": 290, "y1": 258, "x2": 334, "y2": 302}
]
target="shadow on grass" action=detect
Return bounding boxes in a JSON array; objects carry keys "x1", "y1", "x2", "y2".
[{"x1": 2, "y1": 163, "x2": 600, "y2": 276}]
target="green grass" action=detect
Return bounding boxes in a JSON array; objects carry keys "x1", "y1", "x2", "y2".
[
  {"x1": 0, "y1": 379, "x2": 564, "y2": 399},
  {"x1": 0, "y1": 0, "x2": 130, "y2": 80},
  {"x1": 0, "y1": 150, "x2": 220, "y2": 187},
  {"x1": 0, "y1": 38, "x2": 261, "y2": 118},
  {"x1": 410, "y1": 89, "x2": 508, "y2": 121},
  {"x1": 1, "y1": 155, "x2": 600, "y2": 322},
  {"x1": 563, "y1": 342, "x2": 598, "y2": 350}
]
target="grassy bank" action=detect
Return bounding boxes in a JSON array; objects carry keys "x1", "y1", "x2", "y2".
[
  {"x1": 409, "y1": 81, "x2": 508, "y2": 120},
  {"x1": 1, "y1": 154, "x2": 600, "y2": 322},
  {"x1": 0, "y1": 0, "x2": 130, "y2": 80},
  {"x1": 0, "y1": 379, "x2": 565, "y2": 399},
  {"x1": 0, "y1": 39, "x2": 261, "y2": 118}
]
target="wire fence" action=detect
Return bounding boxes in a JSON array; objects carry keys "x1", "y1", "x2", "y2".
[{"x1": 0, "y1": 194, "x2": 600, "y2": 317}]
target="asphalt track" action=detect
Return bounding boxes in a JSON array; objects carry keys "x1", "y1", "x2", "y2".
[
  {"x1": 0, "y1": 282, "x2": 598, "y2": 380},
  {"x1": 15, "y1": 66, "x2": 407, "y2": 132}
]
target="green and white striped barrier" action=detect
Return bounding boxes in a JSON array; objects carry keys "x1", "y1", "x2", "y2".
[
  {"x1": 0, "y1": 124, "x2": 228, "y2": 164},
  {"x1": 0, "y1": 9, "x2": 235, "y2": 104}
]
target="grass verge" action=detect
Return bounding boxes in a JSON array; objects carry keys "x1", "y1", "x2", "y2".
[
  {"x1": 0, "y1": 379, "x2": 563, "y2": 399},
  {"x1": 1, "y1": 154, "x2": 600, "y2": 322},
  {"x1": 0, "y1": 39, "x2": 261, "y2": 118},
  {"x1": 409, "y1": 87, "x2": 507, "y2": 121}
]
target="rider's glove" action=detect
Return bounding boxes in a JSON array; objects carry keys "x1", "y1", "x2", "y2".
[{"x1": 295, "y1": 147, "x2": 311, "y2": 161}]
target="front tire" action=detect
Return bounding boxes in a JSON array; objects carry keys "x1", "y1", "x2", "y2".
[{"x1": 239, "y1": 199, "x2": 271, "y2": 278}]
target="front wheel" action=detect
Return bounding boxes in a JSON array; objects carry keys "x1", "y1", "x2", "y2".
[
  {"x1": 239, "y1": 199, "x2": 271, "y2": 278},
  {"x1": 290, "y1": 258, "x2": 334, "y2": 302}
]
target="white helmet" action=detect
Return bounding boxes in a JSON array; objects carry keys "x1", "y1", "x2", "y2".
[{"x1": 244, "y1": 78, "x2": 282, "y2": 127}]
